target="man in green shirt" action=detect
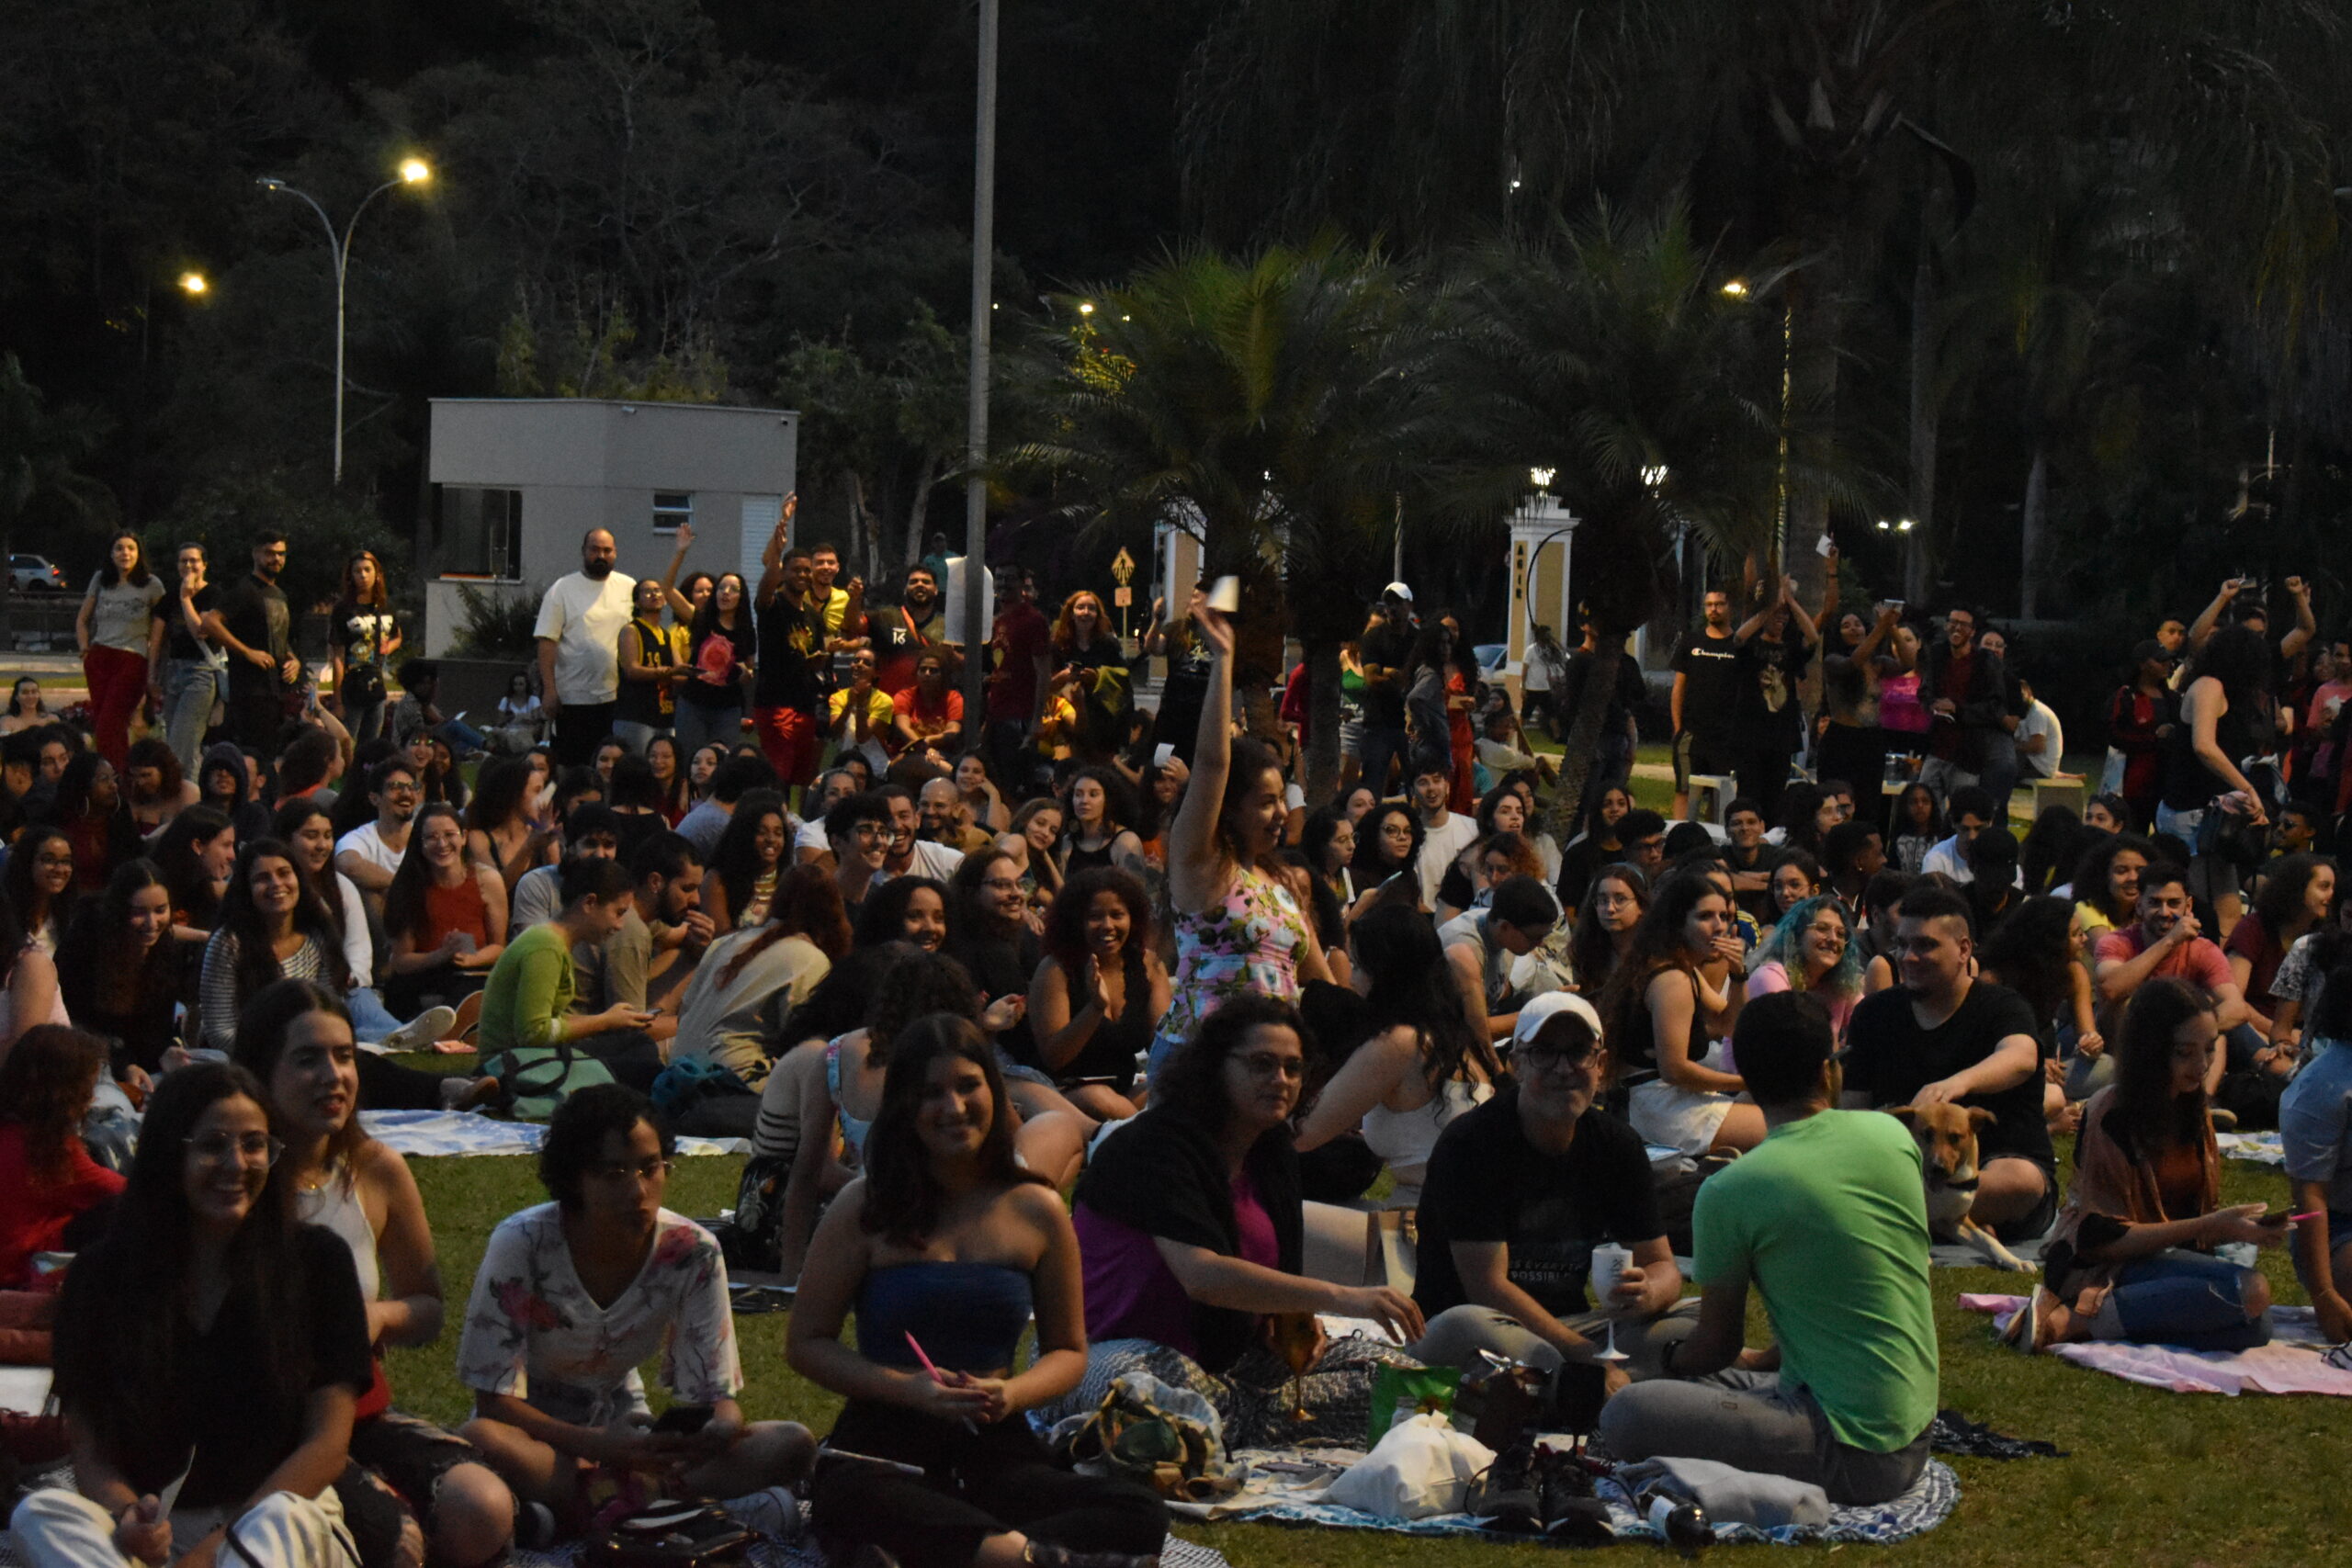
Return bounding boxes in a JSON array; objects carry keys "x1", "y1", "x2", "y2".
[
  {"x1": 479, "y1": 857, "x2": 663, "y2": 1096},
  {"x1": 1598, "y1": 991, "x2": 1939, "y2": 1504}
]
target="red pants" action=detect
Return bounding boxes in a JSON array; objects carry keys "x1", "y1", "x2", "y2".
[
  {"x1": 81, "y1": 643, "x2": 149, "y2": 770},
  {"x1": 753, "y1": 705, "x2": 819, "y2": 788}
]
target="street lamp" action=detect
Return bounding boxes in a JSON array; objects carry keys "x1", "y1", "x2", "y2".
[
  {"x1": 177, "y1": 272, "x2": 209, "y2": 297},
  {"x1": 256, "y1": 157, "x2": 434, "y2": 484}
]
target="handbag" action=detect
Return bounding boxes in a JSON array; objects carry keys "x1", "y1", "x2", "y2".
[
  {"x1": 582, "y1": 1501, "x2": 755, "y2": 1566},
  {"x1": 1049, "y1": 1372, "x2": 1238, "y2": 1500}
]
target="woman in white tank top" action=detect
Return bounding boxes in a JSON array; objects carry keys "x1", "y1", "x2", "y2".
[
  {"x1": 236, "y1": 977, "x2": 526, "y2": 1566},
  {"x1": 1292, "y1": 906, "x2": 1500, "y2": 1204}
]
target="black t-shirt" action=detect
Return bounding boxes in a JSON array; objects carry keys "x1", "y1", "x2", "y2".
[
  {"x1": 1360, "y1": 622, "x2": 1413, "y2": 728},
  {"x1": 873, "y1": 602, "x2": 948, "y2": 694},
  {"x1": 1671, "y1": 628, "x2": 1742, "y2": 745},
  {"x1": 616, "y1": 617, "x2": 675, "y2": 726},
  {"x1": 1844, "y1": 980, "x2": 2054, "y2": 1169},
  {"x1": 1556, "y1": 649, "x2": 1645, "y2": 738},
  {"x1": 153, "y1": 584, "x2": 217, "y2": 664},
  {"x1": 106, "y1": 1224, "x2": 373, "y2": 1506},
  {"x1": 1731, "y1": 634, "x2": 1815, "y2": 755},
  {"x1": 755, "y1": 592, "x2": 825, "y2": 712},
  {"x1": 1414, "y1": 1089, "x2": 1662, "y2": 1320},
  {"x1": 216, "y1": 573, "x2": 289, "y2": 687},
  {"x1": 683, "y1": 618, "x2": 753, "y2": 710}
]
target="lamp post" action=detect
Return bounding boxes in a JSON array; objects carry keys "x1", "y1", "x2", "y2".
[
  {"x1": 960, "y1": 0, "x2": 1001, "y2": 721},
  {"x1": 256, "y1": 158, "x2": 432, "y2": 485}
]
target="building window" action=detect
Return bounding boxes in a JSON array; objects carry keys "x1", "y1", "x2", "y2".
[
  {"x1": 653, "y1": 492, "x2": 694, "y2": 534},
  {"x1": 435, "y1": 486, "x2": 524, "y2": 580}
]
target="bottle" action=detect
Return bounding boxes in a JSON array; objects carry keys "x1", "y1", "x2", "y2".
[{"x1": 1637, "y1": 1484, "x2": 1715, "y2": 1559}]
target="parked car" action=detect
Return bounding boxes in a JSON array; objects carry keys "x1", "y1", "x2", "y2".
[{"x1": 7, "y1": 556, "x2": 65, "y2": 593}]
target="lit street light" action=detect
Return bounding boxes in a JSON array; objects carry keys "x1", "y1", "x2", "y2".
[
  {"x1": 256, "y1": 157, "x2": 434, "y2": 484},
  {"x1": 177, "y1": 272, "x2": 209, "y2": 297}
]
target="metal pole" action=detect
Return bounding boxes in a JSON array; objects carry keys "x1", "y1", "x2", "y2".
[
  {"x1": 960, "y1": 0, "x2": 1000, "y2": 721},
  {"x1": 332, "y1": 236, "x2": 349, "y2": 485}
]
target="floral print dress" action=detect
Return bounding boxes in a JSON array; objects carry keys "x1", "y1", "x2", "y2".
[
  {"x1": 1147, "y1": 864, "x2": 1311, "y2": 1081},
  {"x1": 456, "y1": 1203, "x2": 741, "y2": 1429}
]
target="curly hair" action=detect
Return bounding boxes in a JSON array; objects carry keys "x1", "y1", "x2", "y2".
[
  {"x1": 859, "y1": 1014, "x2": 1050, "y2": 1246},
  {"x1": 1748, "y1": 895, "x2": 1861, "y2": 1001},
  {"x1": 1151, "y1": 993, "x2": 1308, "y2": 1137},
  {"x1": 1570, "y1": 863, "x2": 1649, "y2": 999},
  {"x1": 2251, "y1": 853, "x2": 2336, "y2": 939},
  {"x1": 538, "y1": 1083, "x2": 673, "y2": 1211},
  {"x1": 0, "y1": 1025, "x2": 108, "y2": 1181},
  {"x1": 865, "y1": 949, "x2": 981, "y2": 1066},
  {"x1": 1041, "y1": 867, "x2": 1153, "y2": 978},
  {"x1": 854, "y1": 875, "x2": 954, "y2": 953},
  {"x1": 1350, "y1": 803, "x2": 1424, "y2": 889}
]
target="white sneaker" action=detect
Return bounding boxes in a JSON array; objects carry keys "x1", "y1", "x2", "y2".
[
  {"x1": 379, "y1": 1006, "x2": 458, "y2": 1054},
  {"x1": 723, "y1": 1484, "x2": 804, "y2": 1542}
]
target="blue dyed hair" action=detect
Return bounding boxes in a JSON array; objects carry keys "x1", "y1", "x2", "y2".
[{"x1": 1750, "y1": 894, "x2": 1861, "y2": 1000}]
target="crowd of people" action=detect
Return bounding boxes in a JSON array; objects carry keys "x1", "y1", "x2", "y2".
[{"x1": 1, "y1": 515, "x2": 2347, "y2": 1564}]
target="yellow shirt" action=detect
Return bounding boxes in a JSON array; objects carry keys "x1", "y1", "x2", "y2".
[
  {"x1": 820, "y1": 587, "x2": 851, "y2": 636},
  {"x1": 829, "y1": 687, "x2": 895, "y2": 735}
]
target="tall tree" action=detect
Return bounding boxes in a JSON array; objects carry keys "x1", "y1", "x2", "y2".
[{"x1": 0, "y1": 355, "x2": 115, "y2": 648}]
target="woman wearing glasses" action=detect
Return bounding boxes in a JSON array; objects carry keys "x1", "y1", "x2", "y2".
[
  {"x1": 1065, "y1": 996, "x2": 1423, "y2": 1444},
  {"x1": 455, "y1": 1084, "x2": 813, "y2": 1535},
  {"x1": 16, "y1": 1061, "x2": 401, "y2": 1567}
]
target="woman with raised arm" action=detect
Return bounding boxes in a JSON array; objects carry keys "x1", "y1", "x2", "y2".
[{"x1": 1148, "y1": 592, "x2": 1330, "y2": 1082}]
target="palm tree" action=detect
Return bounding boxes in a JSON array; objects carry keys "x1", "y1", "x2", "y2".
[
  {"x1": 1010, "y1": 240, "x2": 1462, "y2": 800},
  {"x1": 1449, "y1": 204, "x2": 1795, "y2": 842},
  {"x1": 0, "y1": 355, "x2": 114, "y2": 650}
]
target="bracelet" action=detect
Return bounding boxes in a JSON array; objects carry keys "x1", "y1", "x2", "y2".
[{"x1": 1658, "y1": 1337, "x2": 1683, "y2": 1378}]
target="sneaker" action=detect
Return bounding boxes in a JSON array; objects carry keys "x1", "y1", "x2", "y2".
[
  {"x1": 380, "y1": 1006, "x2": 458, "y2": 1054},
  {"x1": 723, "y1": 1484, "x2": 804, "y2": 1542},
  {"x1": 1532, "y1": 1444, "x2": 1594, "y2": 1529},
  {"x1": 1464, "y1": 1443, "x2": 1542, "y2": 1533}
]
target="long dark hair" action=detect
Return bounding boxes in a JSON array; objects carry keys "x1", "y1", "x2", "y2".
[
  {"x1": 57, "y1": 858, "x2": 175, "y2": 1021},
  {"x1": 52, "y1": 1063, "x2": 310, "y2": 1481},
  {"x1": 218, "y1": 839, "x2": 349, "y2": 1008},
  {"x1": 153, "y1": 805, "x2": 232, "y2": 930},
  {"x1": 1351, "y1": 902, "x2": 1497, "y2": 1093},
  {"x1": 1041, "y1": 867, "x2": 1152, "y2": 977},
  {"x1": 1891, "y1": 783, "x2": 1943, "y2": 840},
  {"x1": 1066, "y1": 766, "x2": 1135, "y2": 840},
  {"x1": 1152, "y1": 993, "x2": 1307, "y2": 1138},
  {"x1": 2073, "y1": 831, "x2": 2156, "y2": 926},
  {"x1": 2108, "y1": 977, "x2": 2215, "y2": 1156},
  {"x1": 690, "y1": 570, "x2": 750, "y2": 643},
  {"x1": 1597, "y1": 869, "x2": 1724, "y2": 1060},
  {"x1": 781, "y1": 942, "x2": 914, "y2": 1046},
  {"x1": 123, "y1": 737, "x2": 184, "y2": 804},
  {"x1": 854, "y1": 875, "x2": 954, "y2": 953},
  {"x1": 712, "y1": 790, "x2": 789, "y2": 924},
  {"x1": 5, "y1": 824, "x2": 74, "y2": 936},
  {"x1": 2188, "y1": 622, "x2": 2271, "y2": 706},
  {"x1": 865, "y1": 950, "x2": 981, "y2": 1067},
  {"x1": 0, "y1": 1025, "x2": 107, "y2": 1181},
  {"x1": 338, "y1": 549, "x2": 388, "y2": 609},
  {"x1": 860, "y1": 1013, "x2": 1049, "y2": 1246},
  {"x1": 1351, "y1": 802, "x2": 1424, "y2": 886},
  {"x1": 1571, "y1": 862, "x2": 1648, "y2": 998},
  {"x1": 2019, "y1": 806, "x2": 2091, "y2": 895},
  {"x1": 96, "y1": 530, "x2": 150, "y2": 589},
  {"x1": 2251, "y1": 853, "x2": 2335, "y2": 941},
  {"x1": 713, "y1": 864, "x2": 854, "y2": 988},
  {"x1": 382, "y1": 802, "x2": 468, "y2": 947},
  {"x1": 947, "y1": 845, "x2": 1023, "y2": 941},
  {"x1": 1975, "y1": 896, "x2": 2076, "y2": 1030},
  {"x1": 232, "y1": 978, "x2": 369, "y2": 1175},
  {"x1": 1213, "y1": 736, "x2": 1284, "y2": 869},
  {"x1": 466, "y1": 754, "x2": 537, "y2": 837}
]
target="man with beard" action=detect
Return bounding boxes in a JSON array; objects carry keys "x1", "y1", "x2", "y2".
[
  {"x1": 213, "y1": 531, "x2": 303, "y2": 751},
  {"x1": 872, "y1": 562, "x2": 952, "y2": 694},
  {"x1": 535, "y1": 528, "x2": 637, "y2": 767}
]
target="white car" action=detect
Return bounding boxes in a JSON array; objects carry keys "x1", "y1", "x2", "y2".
[{"x1": 7, "y1": 556, "x2": 66, "y2": 592}]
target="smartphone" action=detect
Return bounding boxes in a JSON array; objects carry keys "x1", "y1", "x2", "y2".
[
  {"x1": 1207, "y1": 576, "x2": 1241, "y2": 615},
  {"x1": 1152, "y1": 741, "x2": 1175, "y2": 769},
  {"x1": 652, "y1": 1404, "x2": 713, "y2": 1436},
  {"x1": 1815, "y1": 533, "x2": 1835, "y2": 558}
]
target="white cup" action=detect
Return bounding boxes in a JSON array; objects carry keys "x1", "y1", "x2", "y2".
[{"x1": 1589, "y1": 1242, "x2": 1633, "y2": 1311}]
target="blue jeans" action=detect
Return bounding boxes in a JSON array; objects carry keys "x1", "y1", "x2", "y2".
[
  {"x1": 2100, "y1": 1249, "x2": 2271, "y2": 1351},
  {"x1": 157, "y1": 659, "x2": 219, "y2": 778},
  {"x1": 612, "y1": 719, "x2": 662, "y2": 755},
  {"x1": 1355, "y1": 724, "x2": 1409, "y2": 798},
  {"x1": 347, "y1": 987, "x2": 404, "y2": 1044},
  {"x1": 673, "y1": 702, "x2": 742, "y2": 757}
]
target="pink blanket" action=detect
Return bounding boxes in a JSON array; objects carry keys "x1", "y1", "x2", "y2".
[{"x1": 1961, "y1": 1294, "x2": 2352, "y2": 1396}]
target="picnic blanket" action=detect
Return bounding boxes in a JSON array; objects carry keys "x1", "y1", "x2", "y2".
[
  {"x1": 2217, "y1": 1130, "x2": 2285, "y2": 1166},
  {"x1": 359, "y1": 1110, "x2": 749, "y2": 1158},
  {"x1": 1962, "y1": 1294, "x2": 2352, "y2": 1395},
  {"x1": 1169, "y1": 1443, "x2": 1959, "y2": 1546},
  {"x1": 1929, "y1": 1227, "x2": 2050, "y2": 1270}
]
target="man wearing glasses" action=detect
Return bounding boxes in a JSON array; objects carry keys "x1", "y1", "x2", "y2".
[
  {"x1": 824, "y1": 792, "x2": 892, "y2": 920},
  {"x1": 334, "y1": 757, "x2": 419, "y2": 897},
  {"x1": 1409, "y1": 992, "x2": 1697, "y2": 1391}
]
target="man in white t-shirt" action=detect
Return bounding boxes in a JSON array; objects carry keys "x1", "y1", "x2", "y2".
[
  {"x1": 794, "y1": 768, "x2": 861, "y2": 865},
  {"x1": 535, "y1": 528, "x2": 637, "y2": 768},
  {"x1": 334, "y1": 757, "x2": 418, "y2": 897},
  {"x1": 2013, "y1": 675, "x2": 2066, "y2": 782},
  {"x1": 1413, "y1": 761, "x2": 1479, "y2": 909},
  {"x1": 874, "y1": 784, "x2": 964, "y2": 885}
]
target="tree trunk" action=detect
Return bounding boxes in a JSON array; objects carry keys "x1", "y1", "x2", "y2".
[
  {"x1": 904, "y1": 454, "x2": 942, "y2": 569},
  {"x1": 1783, "y1": 272, "x2": 1841, "y2": 606},
  {"x1": 1542, "y1": 634, "x2": 1625, "y2": 848},
  {"x1": 2018, "y1": 444, "x2": 2048, "y2": 619},
  {"x1": 1905, "y1": 201, "x2": 1939, "y2": 605},
  {"x1": 1304, "y1": 637, "x2": 1343, "y2": 804}
]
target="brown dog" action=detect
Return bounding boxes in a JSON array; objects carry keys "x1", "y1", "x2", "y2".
[{"x1": 1889, "y1": 1102, "x2": 2034, "y2": 1272}]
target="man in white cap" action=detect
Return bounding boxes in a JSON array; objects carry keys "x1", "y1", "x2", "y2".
[
  {"x1": 1407, "y1": 991, "x2": 1698, "y2": 1389},
  {"x1": 1355, "y1": 585, "x2": 1419, "y2": 796}
]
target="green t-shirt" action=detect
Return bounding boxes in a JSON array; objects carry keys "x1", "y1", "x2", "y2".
[
  {"x1": 1690, "y1": 1110, "x2": 1939, "y2": 1453},
  {"x1": 479, "y1": 922, "x2": 577, "y2": 1059}
]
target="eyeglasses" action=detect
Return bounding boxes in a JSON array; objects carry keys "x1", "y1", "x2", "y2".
[
  {"x1": 847, "y1": 823, "x2": 887, "y2": 840},
  {"x1": 1234, "y1": 1052, "x2": 1305, "y2": 1081},
  {"x1": 1517, "y1": 1042, "x2": 1602, "y2": 1076},
  {"x1": 384, "y1": 782, "x2": 418, "y2": 795},
  {"x1": 587, "y1": 1158, "x2": 673, "y2": 1184},
  {"x1": 187, "y1": 1132, "x2": 282, "y2": 1168},
  {"x1": 981, "y1": 877, "x2": 1024, "y2": 894}
]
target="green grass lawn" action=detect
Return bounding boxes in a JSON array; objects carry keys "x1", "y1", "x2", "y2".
[{"x1": 384, "y1": 1131, "x2": 2352, "y2": 1566}]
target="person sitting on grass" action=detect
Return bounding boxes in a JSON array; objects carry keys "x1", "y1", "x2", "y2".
[
  {"x1": 2280, "y1": 953, "x2": 2352, "y2": 1343},
  {"x1": 1599, "y1": 991, "x2": 1939, "y2": 1506},
  {"x1": 0, "y1": 1025, "x2": 124, "y2": 1290},
  {"x1": 1066, "y1": 995, "x2": 1425, "y2": 1446},
  {"x1": 457, "y1": 1084, "x2": 815, "y2": 1539},
  {"x1": 232, "y1": 979, "x2": 521, "y2": 1567},
  {"x1": 15, "y1": 1061, "x2": 401, "y2": 1568},
  {"x1": 379, "y1": 802, "x2": 507, "y2": 1019},
  {"x1": 1408, "y1": 993, "x2": 1694, "y2": 1386},
  {"x1": 1024, "y1": 867, "x2": 1166, "y2": 1121},
  {"x1": 476, "y1": 857, "x2": 662, "y2": 1102},
  {"x1": 788, "y1": 1013, "x2": 1169, "y2": 1568},
  {"x1": 2011, "y1": 977, "x2": 2284, "y2": 1353}
]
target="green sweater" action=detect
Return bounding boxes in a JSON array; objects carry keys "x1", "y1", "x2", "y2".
[{"x1": 479, "y1": 922, "x2": 577, "y2": 1057}]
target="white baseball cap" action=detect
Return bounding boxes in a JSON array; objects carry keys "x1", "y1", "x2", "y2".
[
  {"x1": 1383, "y1": 581, "x2": 1414, "y2": 603},
  {"x1": 1511, "y1": 989, "x2": 1603, "y2": 1048}
]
